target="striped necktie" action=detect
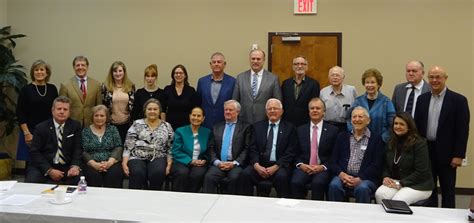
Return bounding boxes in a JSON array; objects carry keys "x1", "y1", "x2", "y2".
[{"x1": 55, "y1": 124, "x2": 66, "y2": 164}]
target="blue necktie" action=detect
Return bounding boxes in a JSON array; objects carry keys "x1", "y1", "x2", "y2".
[
  {"x1": 221, "y1": 123, "x2": 234, "y2": 161},
  {"x1": 251, "y1": 73, "x2": 258, "y2": 98}
]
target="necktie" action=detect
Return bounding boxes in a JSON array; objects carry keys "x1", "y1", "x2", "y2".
[
  {"x1": 309, "y1": 125, "x2": 319, "y2": 165},
  {"x1": 55, "y1": 125, "x2": 66, "y2": 164},
  {"x1": 266, "y1": 123, "x2": 276, "y2": 161},
  {"x1": 80, "y1": 78, "x2": 87, "y2": 100},
  {"x1": 405, "y1": 86, "x2": 416, "y2": 115},
  {"x1": 221, "y1": 123, "x2": 234, "y2": 161},
  {"x1": 251, "y1": 73, "x2": 258, "y2": 98}
]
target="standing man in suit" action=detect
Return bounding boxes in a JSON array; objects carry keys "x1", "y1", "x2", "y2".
[
  {"x1": 59, "y1": 55, "x2": 102, "y2": 127},
  {"x1": 203, "y1": 100, "x2": 252, "y2": 194},
  {"x1": 290, "y1": 97, "x2": 339, "y2": 200},
  {"x1": 392, "y1": 60, "x2": 431, "y2": 116},
  {"x1": 281, "y1": 55, "x2": 320, "y2": 127},
  {"x1": 239, "y1": 98, "x2": 296, "y2": 198},
  {"x1": 320, "y1": 66, "x2": 358, "y2": 132},
  {"x1": 328, "y1": 106, "x2": 385, "y2": 203},
  {"x1": 25, "y1": 96, "x2": 82, "y2": 184},
  {"x1": 232, "y1": 49, "x2": 282, "y2": 124},
  {"x1": 414, "y1": 66, "x2": 470, "y2": 208},
  {"x1": 197, "y1": 52, "x2": 236, "y2": 129}
]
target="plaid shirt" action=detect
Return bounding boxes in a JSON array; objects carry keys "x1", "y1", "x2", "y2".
[{"x1": 347, "y1": 128, "x2": 371, "y2": 176}]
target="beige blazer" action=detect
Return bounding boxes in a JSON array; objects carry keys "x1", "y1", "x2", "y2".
[{"x1": 59, "y1": 76, "x2": 102, "y2": 126}]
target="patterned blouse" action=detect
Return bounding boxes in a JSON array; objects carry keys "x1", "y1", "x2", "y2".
[
  {"x1": 82, "y1": 125, "x2": 123, "y2": 162},
  {"x1": 123, "y1": 119, "x2": 174, "y2": 161}
]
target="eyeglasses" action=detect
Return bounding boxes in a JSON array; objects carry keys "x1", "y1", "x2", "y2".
[{"x1": 293, "y1": 62, "x2": 307, "y2": 66}]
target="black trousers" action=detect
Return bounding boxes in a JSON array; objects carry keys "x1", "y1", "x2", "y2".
[
  {"x1": 112, "y1": 122, "x2": 131, "y2": 144},
  {"x1": 427, "y1": 141, "x2": 457, "y2": 208},
  {"x1": 238, "y1": 165, "x2": 290, "y2": 198},
  {"x1": 170, "y1": 162, "x2": 207, "y2": 192},
  {"x1": 25, "y1": 164, "x2": 81, "y2": 185},
  {"x1": 128, "y1": 158, "x2": 167, "y2": 190},
  {"x1": 83, "y1": 162, "x2": 123, "y2": 188},
  {"x1": 290, "y1": 168, "x2": 330, "y2": 200},
  {"x1": 203, "y1": 165, "x2": 243, "y2": 194}
]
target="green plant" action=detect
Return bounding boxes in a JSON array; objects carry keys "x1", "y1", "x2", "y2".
[{"x1": 0, "y1": 26, "x2": 27, "y2": 137}]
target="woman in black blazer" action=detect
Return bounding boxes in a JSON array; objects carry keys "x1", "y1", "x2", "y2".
[{"x1": 375, "y1": 112, "x2": 434, "y2": 204}]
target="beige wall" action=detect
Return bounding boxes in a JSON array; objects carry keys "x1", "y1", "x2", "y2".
[
  {"x1": 0, "y1": 0, "x2": 6, "y2": 26},
  {"x1": 6, "y1": 0, "x2": 473, "y2": 188}
]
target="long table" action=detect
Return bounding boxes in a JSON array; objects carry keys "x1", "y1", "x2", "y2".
[{"x1": 0, "y1": 183, "x2": 469, "y2": 222}]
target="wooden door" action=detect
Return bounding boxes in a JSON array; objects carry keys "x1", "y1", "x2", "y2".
[{"x1": 268, "y1": 33, "x2": 342, "y2": 88}]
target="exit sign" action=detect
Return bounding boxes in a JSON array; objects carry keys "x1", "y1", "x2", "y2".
[{"x1": 294, "y1": 0, "x2": 317, "y2": 14}]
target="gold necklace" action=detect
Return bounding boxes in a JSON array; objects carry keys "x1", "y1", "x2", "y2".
[{"x1": 34, "y1": 83, "x2": 47, "y2": 97}]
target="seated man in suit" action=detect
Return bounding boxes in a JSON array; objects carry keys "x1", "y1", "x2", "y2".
[
  {"x1": 59, "y1": 55, "x2": 102, "y2": 127},
  {"x1": 25, "y1": 96, "x2": 83, "y2": 184},
  {"x1": 290, "y1": 97, "x2": 339, "y2": 200},
  {"x1": 328, "y1": 106, "x2": 385, "y2": 203},
  {"x1": 203, "y1": 100, "x2": 252, "y2": 194},
  {"x1": 196, "y1": 52, "x2": 236, "y2": 129},
  {"x1": 239, "y1": 98, "x2": 296, "y2": 198}
]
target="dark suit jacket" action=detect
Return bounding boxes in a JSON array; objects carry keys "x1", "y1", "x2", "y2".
[
  {"x1": 59, "y1": 76, "x2": 102, "y2": 126},
  {"x1": 232, "y1": 70, "x2": 282, "y2": 124},
  {"x1": 171, "y1": 125, "x2": 211, "y2": 165},
  {"x1": 414, "y1": 89, "x2": 470, "y2": 164},
  {"x1": 281, "y1": 76, "x2": 320, "y2": 127},
  {"x1": 329, "y1": 131, "x2": 385, "y2": 184},
  {"x1": 248, "y1": 119, "x2": 296, "y2": 168},
  {"x1": 196, "y1": 74, "x2": 236, "y2": 129},
  {"x1": 30, "y1": 118, "x2": 83, "y2": 174},
  {"x1": 208, "y1": 120, "x2": 253, "y2": 166},
  {"x1": 392, "y1": 81, "x2": 431, "y2": 112},
  {"x1": 295, "y1": 121, "x2": 339, "y2": 168}
]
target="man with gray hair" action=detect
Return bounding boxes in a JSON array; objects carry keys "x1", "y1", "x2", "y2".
[
  {"x1": 328, "y1": 106, "x2": 385, "y2": 203},
  {"x1": 239, "y1": 98, "x2": 296, "y2": 198},
  {"x1": 281, "y1": 55, "x2": 320, "y2": 127},
  {"x1": 197, "y1": 52, "x2": 236, "y2": 129},
  {"x1": 320, "y1": 66, "x2": 357, "y2": 132},
  {"x1": 203, "y1": 100, "x2": 253, "y2": 194},
  {"x1": 392, "y1": 60, "x2": 431, "y2": 116}
]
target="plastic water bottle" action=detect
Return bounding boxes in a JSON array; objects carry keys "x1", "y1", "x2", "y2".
[{"x1": 77, "y1": 176, "x2": 87, "y2": 194}]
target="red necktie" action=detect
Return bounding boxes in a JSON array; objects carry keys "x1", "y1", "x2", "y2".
[
  {"x1": 310, "y1": 125, "x2": 319, "y2": 165},
  {"x1": 80, "y1": 79, "x2": 86, "y2": 100}
]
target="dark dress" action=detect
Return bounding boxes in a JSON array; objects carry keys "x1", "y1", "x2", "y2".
[
  {"x1": 132, "y1": 88, "x2": 165, "y2": 120},
  {"x1": 162, "y1": 85, "x2": 201, "y2": 130},
  {"x1": 82, "y1": 124, "x2": 124, "y2": 188},
  {"x1": 16, "y1": 83, "x2": 58, "y2": 160}
]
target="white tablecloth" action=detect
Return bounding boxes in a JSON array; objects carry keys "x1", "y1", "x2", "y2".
[{"x1": 0, "y1": 183, "x2": 469, "y2": 222}]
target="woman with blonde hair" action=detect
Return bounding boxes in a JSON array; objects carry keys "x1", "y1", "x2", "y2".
[{"x1": 101, "y1": 61, "x2": 135, "y2": 143}]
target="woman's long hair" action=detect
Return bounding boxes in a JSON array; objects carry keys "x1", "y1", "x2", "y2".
[{"x1": 388, "y1": 112, "x2": 420, "y2": 151}]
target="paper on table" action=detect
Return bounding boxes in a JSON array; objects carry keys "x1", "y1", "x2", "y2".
[
  {"x1": 0, "y1": 180, "x2": 17, "y2": 191},
  {"x1": 0, "y1": 194, "x2": 40, "y2": 206},
  {"x1": 276, "y1": 198, "x2": 300, "y2": 207}
]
